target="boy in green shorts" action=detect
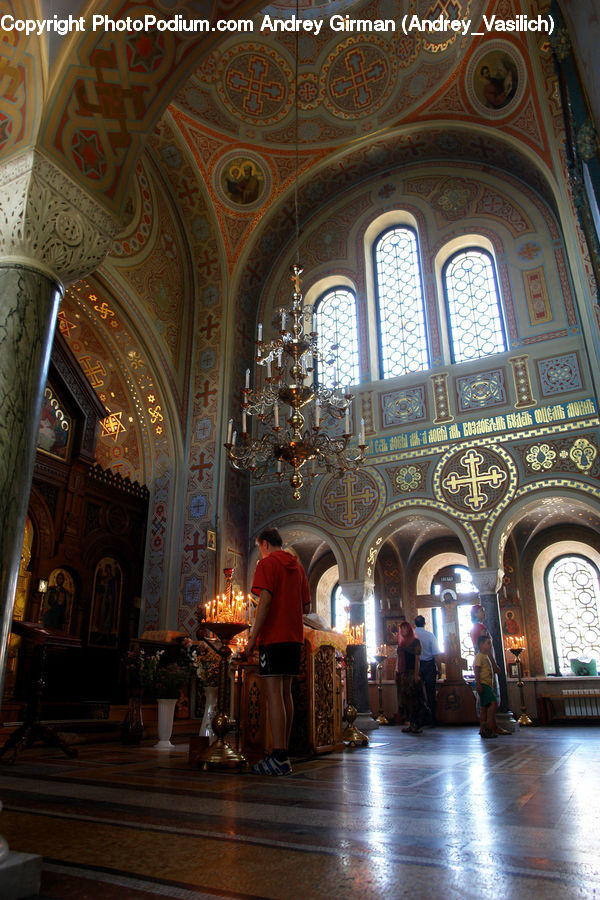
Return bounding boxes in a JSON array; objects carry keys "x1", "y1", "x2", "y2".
[{"x1": 474, "y1": 634, "x2": 506, "y2": 738}]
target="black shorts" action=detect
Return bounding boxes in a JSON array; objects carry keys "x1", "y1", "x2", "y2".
[{"x1": 258, "y1": 642, "x2": 302, "y2": 676}]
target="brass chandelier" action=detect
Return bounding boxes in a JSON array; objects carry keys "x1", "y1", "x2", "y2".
[
  {"x1": 224, "y1": 7, "x2": 366, "y2": 500},
  {"x1": 225, "y1": 262, "x2": 366, "y2": 500}
]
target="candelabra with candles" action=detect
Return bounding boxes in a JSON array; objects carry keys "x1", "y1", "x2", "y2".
[
  {"x1": 507, "y1": 637, "x2": 533, "y2": 726},
  {"x1": 342, "y1": 623, "x2": 369, "y2": 747},
  {"x1": 224, "y1": 264, "x2": 367, "y2": 501},
  {"x1": 374, "y1": 647, "x2": 389, "y2": 726},
  {"x1": 196, "y1": 568, "x2": 251, "y2": 770}
]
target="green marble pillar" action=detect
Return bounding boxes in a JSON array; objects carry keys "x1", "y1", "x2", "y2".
[{"x1": 0, "y1": 263, "x2": 61, "y2": 697}]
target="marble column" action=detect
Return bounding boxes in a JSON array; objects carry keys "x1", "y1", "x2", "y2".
[
  {"x1": 470, "y1": 568, "x2": 510, "y2": 713},
  {"x1": 0, "y1": 149, "x2": 123, "y2": 698},
  {"x1": 0, "y1": 265, "x2": 61, "y2": 692}
]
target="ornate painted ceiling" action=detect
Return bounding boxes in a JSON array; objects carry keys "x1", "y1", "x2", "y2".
[{"x1": 166, "y1": 0, "x2": 555, "y2": 277}]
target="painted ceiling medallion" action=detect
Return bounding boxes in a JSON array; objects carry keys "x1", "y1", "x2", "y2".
[
  {"x1": 431, "y1": 176, "x2": 478, "y2": 219},
  {"x1": 419, "y1": 0, "x2": 471, "y2": 52},
  {"x1": 435, "y1": 444, "x2": 516, "y2": 518},
  {"x1": 322, "y1": 38, "x2": 395, "y2": 119},
  {"x1": 465, "y1": 41, "x2": 526, "y2": 116},
  {"x1": 215, "y1": 151, "x2": 271, "y2": 211},
  {"x1": 322, "y1": 470, "x2": 380, "y2": 528},
  {"x1": 217, "y1": 44, "x2": 294, "y2": 125}
]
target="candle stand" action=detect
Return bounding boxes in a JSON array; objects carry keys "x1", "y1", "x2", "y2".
[
  {"x1": 343, "y1": 650, "x2": 368, "y2": 747},
  {"x1": 509, "y1": 646, "x2": 533, "y2": 726},
  {"x1": 374, "y1": 654, "x2": 389, "y2": 725},
  {"x1": 196, "y1": 621, "x2": 249, "y2": 770}
]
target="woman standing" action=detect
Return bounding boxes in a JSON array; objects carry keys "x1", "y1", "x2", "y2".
[{"x1": 396, "y1": 621, "x2": 425, "y2": 734}]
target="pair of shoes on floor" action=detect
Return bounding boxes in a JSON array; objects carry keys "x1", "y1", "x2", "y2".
[
  {"x1": 479, "y1": 725, "x2": 497, "y2": 739},
  {"x1": 250, "y1": 754, "x2": 292, "y2": 775}
]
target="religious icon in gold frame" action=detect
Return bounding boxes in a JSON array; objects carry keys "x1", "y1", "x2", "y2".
[{"x1": 89, "y1": 557, "x2": 122, "y2": 648}]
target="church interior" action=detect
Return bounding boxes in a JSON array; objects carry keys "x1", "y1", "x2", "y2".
[{"x1": 2, "y1": 0, "x2": 600, "y2": 897}]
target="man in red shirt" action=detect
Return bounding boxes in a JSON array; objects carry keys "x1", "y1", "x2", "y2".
[{"x1": 246, "y1": 528, "x2": 310, "y2": 775}]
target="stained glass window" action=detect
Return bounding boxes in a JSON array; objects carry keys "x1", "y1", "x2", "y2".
[
  {"x1": 314, "y1": 288, "x2": 360, "y2": 388},
  {"x1": 444, "y1": 249, "x2": 506, "y2": 363},
  {"x1": 546, "y1": 555, "x2": 600, "y2": 674},
  {"x1": 374, "y1": 227, "x2": 429, "y2": 378}
]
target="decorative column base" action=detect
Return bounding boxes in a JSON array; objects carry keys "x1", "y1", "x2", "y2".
[{"x1": 496, "y1": 712, "x2": 517, "y2": 733}]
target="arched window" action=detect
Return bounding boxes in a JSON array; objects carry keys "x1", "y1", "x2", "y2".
[
  {"x1": 331, "y1": 583, "x2": 349, "y2": 631},
  {"x1": 374, "y1": 227, "x2": 429, "y2": 378},
  {"x1": 314, "y1": 287, "x2": 360, "y2": 388},
  {"x1": 443, "y1": 248, "x2": 506, "y2": 363},
  {"x1": 545, "y1": 555, "x2": 600, "y2": 674}
]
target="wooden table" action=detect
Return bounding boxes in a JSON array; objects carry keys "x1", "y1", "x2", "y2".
[{"x1": 0, "y1": 620, "x2": 81, "y2": 763}]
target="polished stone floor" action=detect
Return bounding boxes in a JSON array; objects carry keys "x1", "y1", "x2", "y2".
[{"x1": 1, "y1": 724, "x2": 599, "y2": 899}]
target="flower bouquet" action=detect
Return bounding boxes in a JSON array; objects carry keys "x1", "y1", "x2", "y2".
[
  {"x1": 154, "y1": 662, "x2": 193, "y2": 699},
  {"x1": 122, "y1": 647, "x2": 164, "y2": 698},
  {"x1": 189, "y1": 643, "x2": 221, "y2": 688}
]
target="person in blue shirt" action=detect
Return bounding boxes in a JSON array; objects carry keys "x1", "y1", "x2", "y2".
[{"x1": 414, "y1": 615, "x2": 442, "y2": 726}]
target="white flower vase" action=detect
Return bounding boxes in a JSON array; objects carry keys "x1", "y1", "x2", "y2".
[
  {"x1": 154, "y1": 698, "x2": 177, "y2": 750},
  {"x1": 199, "y1": 686, "x2": 218, "y2": 744}
]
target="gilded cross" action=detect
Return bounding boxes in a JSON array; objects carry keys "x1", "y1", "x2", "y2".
[
  {"x1": 442, "y1": 449, "x2": 506, "y2": 512},
  {"x1": 323, "y1": 473, "x2": 375, "y2": 527}
]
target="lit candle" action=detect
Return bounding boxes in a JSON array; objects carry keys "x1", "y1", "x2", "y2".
[
  {"x1": 274, "y1": 404, "x2": 279, "y2": 427},
  {"x1": 276, "y1": 460, "x2": 282, "y2": 473},
  {"x1": 245, "y1": 368, "x2": 250, "y2": 389},
  {"x1": 277, "y1": 349, "x2": 283, "y2": 367},
  {"x1": 315, "y1": 399, "x2": 320, "y2": 426},
  {"x1": 242, "y1": 410, "x2": 247, "y2": 432},
  {"x1": 227, "y1": 418, "x2": 233, "y2": 444},
  {"x1": 360, "y1": 418, "x2": 365, "y2": 446},
  {"x1": 258, "y1": 323, "x2": 263, "y2": 341},
  {"x1": 267, "y1": 359, "x2": 272, "y2": 378},
  {"x1": 345, "y1": 408, "x2": 350, "y2": 434},
  {"x1": 232, "y1": 430, "x2": 237, "y2": 445}
]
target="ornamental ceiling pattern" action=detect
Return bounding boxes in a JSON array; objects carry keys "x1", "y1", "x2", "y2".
[
  {"x1": 107, "y1": 157, "x2": 193, "y2": 375},
  {"x1": 167, "y1": 0, "x2": 550, "y2": 270},
  {"x1": 2, "y1": 0, "x2": 554, "y2": 271},
  {"x1": 176, "y1": 0, "x2": 488, "y2": 146},
  {"x1": 26, "y1": 0, "x2": 264, "y2": 215}
]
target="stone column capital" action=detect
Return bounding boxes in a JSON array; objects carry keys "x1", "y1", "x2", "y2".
[
  {"x1": 0, "y1": 149, "x2": 125, "y2": 288},
  {"x1": 338, "y1": 581, "x2": 365, "y2": 605},
  {"x1": 470, "y1": 568, "x2": 504, "y2": 595}
]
